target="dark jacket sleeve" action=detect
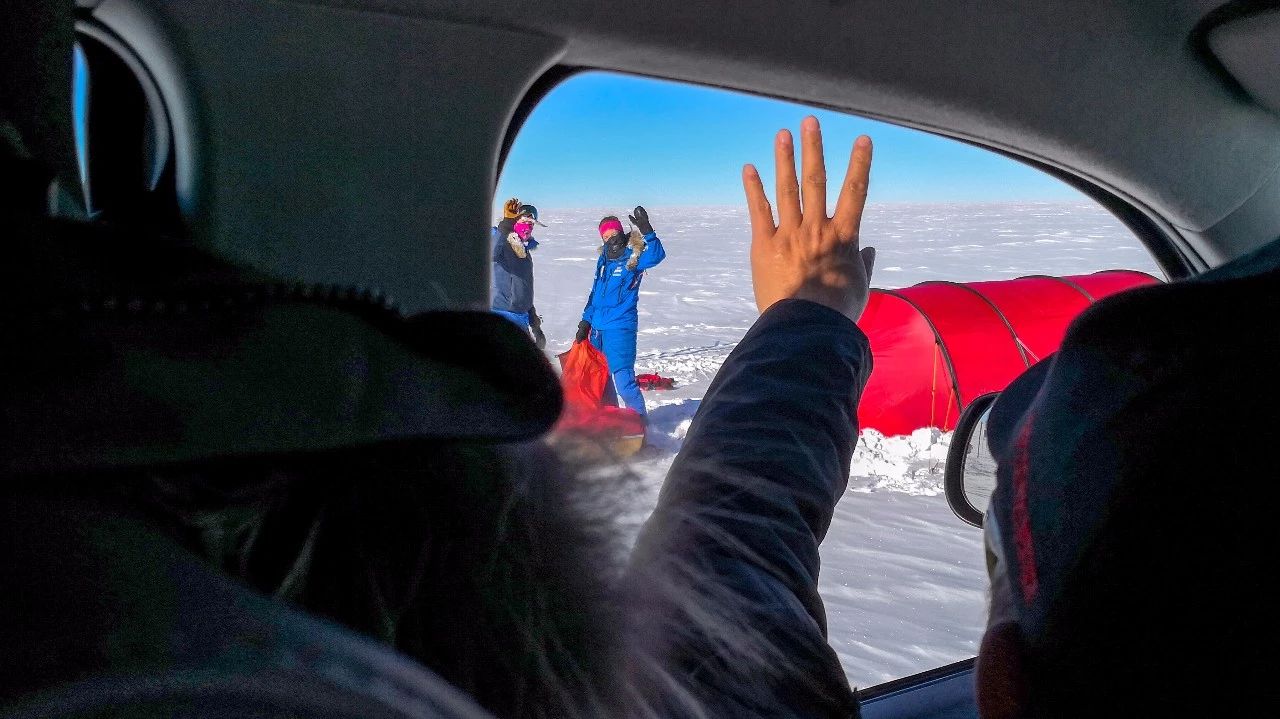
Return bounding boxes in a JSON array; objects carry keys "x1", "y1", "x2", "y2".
[{"x1": 620, "y1": 299, "x2": 872, "y2": 718}]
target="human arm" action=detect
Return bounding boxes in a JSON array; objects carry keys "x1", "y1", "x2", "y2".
[
  {"x1": 624, "y1": 300, "x2": 870, "y2": 715},
  {"x1": 491, "y1": 223, "x2": 528, "y2": 261},
  {"x1": 634, "y1": 235, "x2": 666, "y2": 271},
  {"x1": 505, "y1": 234, "x2": 527, "y2": 259},
  {"x1": 529, "y1": 306, "x2": 547, "y2": 349},
  {"x1": 620, "y1": 117, "x2": 876, "y2": 716},
  {"x1": 502, "y1": 197, "x2": 522, "y2": 220},
  {"x1": 629, "y1": 205, "x2": 667, "y2": 271},
  {"x1": 492, "y1": 199, "x2": 527, "y2": 260}
]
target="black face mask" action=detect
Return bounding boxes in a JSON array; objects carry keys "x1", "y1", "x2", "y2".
[{"x1": 604, "y1": 233, "x2": 627, "y2": 260}]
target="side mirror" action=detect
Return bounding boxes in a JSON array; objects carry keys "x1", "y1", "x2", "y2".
[{"x1": 944, "y1": 392, "x2": 1000, "y2": 527}]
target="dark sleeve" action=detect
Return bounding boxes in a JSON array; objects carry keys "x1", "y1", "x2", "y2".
[{"x1": 620, "y1": 299, "x2": 872, "y2": 718}]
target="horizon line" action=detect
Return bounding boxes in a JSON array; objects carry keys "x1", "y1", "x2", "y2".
[{"x1": 504, "y1": 198, "x2": 1102, "y2": 213}]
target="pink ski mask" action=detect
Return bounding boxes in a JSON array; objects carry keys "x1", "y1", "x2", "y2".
[{"x1": 514, "y1": 220, "x2": 535, "y2": 240}]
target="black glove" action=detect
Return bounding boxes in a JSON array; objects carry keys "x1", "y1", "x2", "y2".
[
  {"x1": 575, "y1": 320, "x2": 591, "y2": 343},
  {"x1": 529, "y1": 308, "x2": 547, "y2": 350},
  {"x1": 628, "y1": 205, "x2": 654, "y2": 236}
]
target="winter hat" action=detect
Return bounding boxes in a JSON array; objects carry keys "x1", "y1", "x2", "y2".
[
  {"x1": 598, "y1": 216, "x2": 624, "y2": 238},
  {"x1": 983, "y1": 237, "x2": 1280, "y2": 667},
  {"x1": 518, "y1": 204, "x2": 547, "y2": 227}
]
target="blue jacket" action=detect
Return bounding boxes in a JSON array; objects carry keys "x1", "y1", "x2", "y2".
[
  {"x1": 580, "y1": 231, "x2": 666, "y2": 330},
  {"x1": 622, "y1": 299, "x2": 872, "y2": 716},
  {"x1": 491, "y1": 221, "x2": 538, "y2": 314}
]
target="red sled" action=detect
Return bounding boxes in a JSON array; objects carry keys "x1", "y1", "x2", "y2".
[{"x1": 636, "y1": 373, "x2": 675, "y2": 391}]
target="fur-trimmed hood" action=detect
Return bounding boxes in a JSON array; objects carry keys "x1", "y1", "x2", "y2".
[{"x1": 600, "y1": 230, "x2": 647, "y2": 271}]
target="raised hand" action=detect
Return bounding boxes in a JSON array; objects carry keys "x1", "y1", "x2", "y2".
[
  {"x1": 629, "y1": 206, "x2": 654, "y2": 236},
  {"x1": 503, "y1": 197, "x2": 523, "y2": 219},
  {"x1": 742, "y1": 116, "x2": 876, "y2": 323}
]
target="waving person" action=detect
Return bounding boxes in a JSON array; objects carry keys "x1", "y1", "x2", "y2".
[
  {"x1": 575, "y1": 206, "x2": 667, "y2": 422},
  {"x1": 491, "y1": 198, "x2": 548, "y2": 348}
]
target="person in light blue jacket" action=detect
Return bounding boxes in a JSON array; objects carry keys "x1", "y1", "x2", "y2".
[{"x1": 574, "y1": 206, "x2": 667, "y2": 419}]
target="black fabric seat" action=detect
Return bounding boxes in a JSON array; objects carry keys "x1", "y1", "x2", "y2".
[{"x1": 0, "y1": 489, "x2": 495, "y2": 719}]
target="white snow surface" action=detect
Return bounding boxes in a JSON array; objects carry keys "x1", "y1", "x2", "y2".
[{"x1": 524, "y1": 202, "x2": 1162, "y2": 689}]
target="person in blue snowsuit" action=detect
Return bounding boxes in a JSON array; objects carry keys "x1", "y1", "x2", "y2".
[
  {"x1": 574, "y1": 206, "x2": 667, "y2": 419},
  {"x1": 491, "y1": 198, "x2": 547, "y2": 348}
]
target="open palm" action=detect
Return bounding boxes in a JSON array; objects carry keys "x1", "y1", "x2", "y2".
[{"x1": 743, "y1": 116, "x2": 876, "y2": 322}]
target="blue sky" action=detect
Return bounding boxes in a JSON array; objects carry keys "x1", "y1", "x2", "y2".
[{"x1": 496, "y1": 72, "x2": 1084, "y2": 210}]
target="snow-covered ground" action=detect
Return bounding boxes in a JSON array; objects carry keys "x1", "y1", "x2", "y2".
[{"x1": 524, "y1": 202, "x2": 1163, "y2": 688}]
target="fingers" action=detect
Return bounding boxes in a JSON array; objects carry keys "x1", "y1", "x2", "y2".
[
  {"x1": 833, "y1": 135, "x2": 873, "y2": 239},
  {"x1": 800, "y1": 116, "x2": 826, "y2": 219},
  {"x1": 774, "y1": 128, "x2": 801, "y2": 227},
  {"x1": 742, "y1": 164, "x2": 775, "y2": 238},
  {"x1": 861, "y1": 245, "x2": 876, "y2": 280}
]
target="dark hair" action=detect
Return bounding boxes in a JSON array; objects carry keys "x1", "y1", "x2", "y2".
[
  {"x1": 599, "y1": 215, "x2": 621, "y2": 229},
  {"x1": 119, "y1": 437, "x2": 831, "y2": 718},
  {"x1": 125, "y1": 440, "x2": 639, "y2": 718}
]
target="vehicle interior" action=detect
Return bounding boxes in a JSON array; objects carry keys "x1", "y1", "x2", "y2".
[{"x1": 4, "y1": 0, "x2": 1280, "y2": 717}]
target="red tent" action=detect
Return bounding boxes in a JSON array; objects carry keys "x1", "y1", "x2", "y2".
[{"x1": 856, "y1": 270, "x2": 1160, "y2": 436}]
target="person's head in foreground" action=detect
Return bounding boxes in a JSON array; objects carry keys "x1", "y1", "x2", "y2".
[
  {"x1": 5, "y1": 6, "x2": 889, "y2": 711},
  {"x1": 972, "y1": 241, "x2": 1278, "y2": 717}
]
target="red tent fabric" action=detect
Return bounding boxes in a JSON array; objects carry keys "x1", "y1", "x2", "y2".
[{"x1": 857, "y1": 270, "x2": 1160, "y2": 436}]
